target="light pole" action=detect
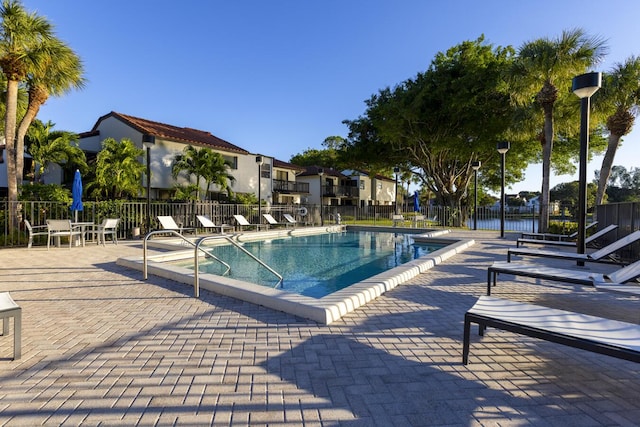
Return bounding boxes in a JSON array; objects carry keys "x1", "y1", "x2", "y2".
[
  {"x1": 572, "y1": 72, "x2": 602, "y2": 260},
  {"x1": 142, "y1": 134, "x2": 155, "y2": 233},
  {"x1": 497, "y1": 141, "x2": 510, "y2": 238},
  {"x1": 256, "y1": 155, "x2": 263, "y2": 222},
  {"x1": 393, "y1": 167, "x2": 400, "y2": 215},
  {"x1": 471, "y1": 161, "x2": 481, "y2": 231},
  {"x1": 318, "y1": 168, "x2": 324, "y2": 226}
]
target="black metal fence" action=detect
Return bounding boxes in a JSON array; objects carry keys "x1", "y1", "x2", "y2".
[{"x1": 596, "y1": 202, "x2": 640, "y2": 261}]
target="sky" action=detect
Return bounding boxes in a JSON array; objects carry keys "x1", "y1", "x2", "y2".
[{"x1": 22, "y1": 0, "x2": 640, "y2": 194}]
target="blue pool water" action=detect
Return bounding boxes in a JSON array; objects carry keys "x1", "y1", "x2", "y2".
[{"x1": 174, "y1": 231, "x2": 444, "y2": 298}]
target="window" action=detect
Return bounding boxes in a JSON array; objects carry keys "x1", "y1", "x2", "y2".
[
  {"x1": 359, "y1": 181, "x2": 365, "y2": 190},
  {"x1": 276, "y1": 170, "x2": 288, "y2": 181},
  {"x1": 222, "y1": 155, "x2": 238, "y2": 169},
  {"x1": 261, "y1": 163, "x2": 271, "y2": 178}
]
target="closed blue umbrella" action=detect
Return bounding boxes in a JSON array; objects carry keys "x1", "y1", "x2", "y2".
[
  {"x1": 413, "y1": 190, "x2": 420, "y2": 213},
  {"x1": 71, "y1": 169, "x2": 83, "y2": 222}
]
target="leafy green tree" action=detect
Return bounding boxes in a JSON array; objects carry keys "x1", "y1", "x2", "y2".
[
  {"x1": 550, "y1": 180, "x2": 597, "y2": 218},
  {"x1": 598, "y1": 165, "x2": 640, "y2": 202},
  {"x1": 89, "y1": 137, "x2": 144, "y2": 199},
  {"x1": 0, "y1": 0, "x2": 55, "y2": 228},
  {"x1": 19, "y1": 182, "x2": 70, "y2": 202},
  {"x1": 171, "y1": 146, "x2": 235, "y2": 200},
  {"x1": 25, "y1": 119, "x2": 86, "y2": 183},
  {"x1": 508, "y1": 28, "x2": 608, "y2": 232},
  {"x1": 593, "y1": 56, "x2": 640, "y2": 206},
  {"x1": 290, "y1": 136, "x2": 349, "y2": 169},
  {"x1": 343, "y1": 36, "x2": 523, "y2": 225}
]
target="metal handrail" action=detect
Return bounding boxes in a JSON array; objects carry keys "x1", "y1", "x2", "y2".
[
  {"x1": 143, "y1": 230, "x2": 231, "y2": 282},
  {"x1": 143, "y1": 230, "x2": 283, "y2": 298},
  {"x1": 195, "y1": 235, "x2": 283, "y2": 297}
]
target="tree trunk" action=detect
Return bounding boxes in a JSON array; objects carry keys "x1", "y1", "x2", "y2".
[
  {"x1": 4, "y1": 79, "x2": 20, "y2": 230},
  {"x1": 539, "y1": 112, "x2": 554, "y2": 233},
  {"x1": 596, "y1": 133, "x2": 622, "y2": 207},
  {"x1": 16, "y1": 87, "x2": 47, "y2": 187}
]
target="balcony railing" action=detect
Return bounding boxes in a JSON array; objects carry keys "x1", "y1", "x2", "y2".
[
  {"x1": 273, "y1": 179, "x2": 309, "y2": 194},
  {"x1": 322, "y1": 185, "x2": 357, "y2": 198}
]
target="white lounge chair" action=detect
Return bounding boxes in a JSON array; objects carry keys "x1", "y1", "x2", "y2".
[
  {"x1": 263, "y1": 213, "x2": 293, "y2": 228},
  {"x1": 392, "y1": 214, "x2": 405, "y2": 227},
  {"x1": 46, "y1": 219, "x2": 84, "y2": 250},
  {"x1": 516, "y1": 224, "x2": 618, "y2": 248},
  {"x1": 233, "y1": 214, "x2": 268, "y2": 231},
  {"x1": 508, "y1": 230, "x2": 640, "y2": 264},
  {"x1": 157, "y1": 216, "x2": 197, "y2": 235},
  {"x1": 519, "y1": 221, "x2": 598, "y2": 242},
  {"x1": 487, "y1": 257, "x2": 640, "y2": 295},
  {"x1": 282, "y1": 213, "x2": 297, "y2": 227},
  {"x1": 88, "y1": 218, "x2": 120, "y2": 245},
  {"x1": 196, "y1": 215, "x2": 233, "y2": 233},
  {"x1": 24, "y1": 219, "x2": 48, "y2": 249}
]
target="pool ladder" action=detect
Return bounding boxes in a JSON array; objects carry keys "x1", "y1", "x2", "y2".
[{"x1": 143, "y1": 230, "x2": 283, "y2": 297}]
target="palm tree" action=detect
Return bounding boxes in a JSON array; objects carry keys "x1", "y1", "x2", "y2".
[
  {"x1": 172, "y1": 146, "x2": 235, "y2": 200},
  {"x1": 594, "y1": 56, "x2": 640, "y2": 206},
  {"x1": 0, "y1": 0, "x2": 54, "y2": 228},
  {"x1": 90, "y1": 137, "x2": 145, "y2": 199},
  {"x1": 16, "y1": 38, "x2": 85, "y2": 186},
  {"x1": 509, "y1": 28, "x2": 607, "y2": 232},
  {"x1": 25, "y1": 119, "x2": 86, "y2": 183}
]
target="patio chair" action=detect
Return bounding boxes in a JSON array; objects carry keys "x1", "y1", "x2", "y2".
[
  {"x1": 486, "y1": 257, "x2": 640, "y2": 295},
  {"x1": 46, "y1": 219, "x2": 84, "y2": 250},
  {"x1": 282, "y1": 213, "x2": 298, "y2": 228},
  {"x1": 196, "y1": 215, "x2": 233, "y2": 233},
  {"x1": 88, "y1": 218, "x2": 120, "y2": 246},
  {"x1": 263, "y1": 213, "x2": 293, "y2": 228},
  {"x1": 392, "y1": 214, "x2": 406, "y2": 227},
  {"x1": 516, "y1": 224, "x2": 618, "y2": 248},
  {"x1": 519, "y1": 221, "x2": 598, "y2": 242},
  {"x1": 0, "y1": 292, "x2": 21, "y2": 360},
  {"x1": 507, "y1": 230, "x2": 640, "y2": 264},
  {"x1": 233, "y1": 214, "x2": 268, "y2": 231},
  {"x1": 157, "y1": 216, "x2": 197, "y2": 235},
  {"x1": 24, "y1": 219, "x2": 48, "y2": 249}
]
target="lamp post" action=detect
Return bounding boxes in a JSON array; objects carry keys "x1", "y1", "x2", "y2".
[
  {"x1": 572, "y1": 72, "x2": 602, "y2": 260},
  {"x1": 256, "y1": 155, "x2": 263, "y2": 222},
  {"x1": 497, "y1": 141, "x2": 510, "y2": 238},
  {"x1": 471, "y1": 161, "x2": 481, "y2": 231},
  {"x1": 393, "y1": 167, "x2": 400, "y2": 215},
  {"x1": 318, "y1": 168, "x2": 324, "y2": 226},
  {"x1": 142, "y1": 134, "x2": 155, "y2": 233}
]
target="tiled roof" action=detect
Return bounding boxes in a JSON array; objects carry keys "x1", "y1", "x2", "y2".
[
  {"x1": 298, "y1": 165, "x2": 347, "y2": 178},
  {"x1": 273, "y1": 159, "x2": 305, "y2": 172},
  {"x1": 91, "y1": 111, "x2": 249, "y2": 154}
]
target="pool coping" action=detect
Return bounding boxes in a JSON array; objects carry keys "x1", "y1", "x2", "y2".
[{"x1": 116, "y1": 226, "x2": 474, "y2": 324}]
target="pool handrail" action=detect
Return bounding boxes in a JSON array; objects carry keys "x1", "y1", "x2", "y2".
[
  {"x1": 195, "y1": 235, "x2": 283, "y2": 297},
  {"x1": 143, "y1": 230, "x2": 283, "y2": 298}
]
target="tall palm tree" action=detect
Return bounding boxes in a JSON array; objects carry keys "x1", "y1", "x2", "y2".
[
  {"x1": 172, "y1": 146, "x2": 235, "y2": 200},
  {"x1": 594, "y1": 56, "x2": 640, "y2": 206},
  {"x1": 25, "y1": 119, "x2": 86, "y2": 183},
  {"x1": 509, "y1": 28, "x2": 607, "y2": 232},
  {"x1": 0, "y1": 0, "x2": 54, "y2": 228},
  {"x1": 90, "y1": 137, "x2": 145, "y2": 199},
  {"x1": 17, "y1": 38, "x2": 85, "y2": 185}
]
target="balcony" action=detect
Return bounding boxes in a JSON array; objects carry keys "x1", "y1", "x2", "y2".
[
  {"x1": 322, "y1": 185, "x2": 357, "y2": 198},
  {"x1": 273, "y1": 179, "x2": 309, "y2": 194}
]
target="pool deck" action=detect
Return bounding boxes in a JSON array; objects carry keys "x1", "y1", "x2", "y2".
[{"x1": 1, "y1": 229, "x2": 639, "y2": 426}]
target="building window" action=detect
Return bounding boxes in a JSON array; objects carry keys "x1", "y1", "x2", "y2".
[
  {"x1": 222, "y1": 155, "x2": 238, "y2": 169},
  {"x1": 377, "y1": 182, "x2": 382, "y2": 189},
  {"x1": 261, "y1": 163, "x2": 270, "y2": 178},
  {"x1": 359, "y1": 182, "x2": 365, "y2": 190}
]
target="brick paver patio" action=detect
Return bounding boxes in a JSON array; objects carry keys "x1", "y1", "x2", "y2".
[{"x1": 0, "y1": 230, "x2": 639, "y2": 426}]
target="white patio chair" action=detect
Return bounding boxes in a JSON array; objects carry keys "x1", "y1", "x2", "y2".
[
  {"x1": 24, "y1": 219, "x2": 48, "y2": 249},
  {"x1": 46, "y1": 219, "x2": 84, "y2": 250},
  {"x1": 282, "y1": 213, "x2": 297, "y2": 228},
  {"x1": 233, "y1": 214, "x2": 268, "y2": 231},
  {"x1": 196, "y1": 215, "x2": 233, "y2": 233},
  {"x1": 88, "y1": 218, "x2": 120, "y2": 246},
  {"x1": 157, "y1": 216, "x2": 197, "y2": 235}
]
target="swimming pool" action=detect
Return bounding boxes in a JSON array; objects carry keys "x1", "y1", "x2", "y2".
[
  {"x1": 117, "y1": 226, "x2": 475, "y2": 324},
  {"x1": 172, "y1": 231, "x2": 444, "y2": 298}
]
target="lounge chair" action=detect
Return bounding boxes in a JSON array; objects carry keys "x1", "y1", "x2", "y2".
[
  {"x1": 157, "y1": 216, "x2": 197, "y2": 235},
  {"x1": 462, "y1": 295, "x2": 640, "y2": 365},
  {"x1": 282, "y1": 213, "x2": 298, "y2": 227},
  {"x1": 519, "y1": 221, "x2": 598, "y2": 242},
  {"x1": 88, "y1": 218, "x2": 119, "y2": 246},
  {"x1": 263, "y1": 213, "x2": 293, "y2": 228},
  {"x1": 233, "y1": 214, "x2": 268, "y2": 231},
  {"x1": 507, "y1": 230, "x2": 640, "y2": 264},
  {"x1": 486, "y1": 257, "x2": 640, "y2": 295},
  {"x1": 24, "y1": 219, "x2": 48, "y2": 249},
  {"x1": 516, "y1": 224, "x2": 618, "y2": 248},
  {"x1": 196, "y1": 215, "x2": 233, "y2": 233},
  {"x1": 46, "y1": 219, "x2": 84, "y2": 250},
  {"x1": 392, "y1": 215, "x2": 405, "y2": 227}
]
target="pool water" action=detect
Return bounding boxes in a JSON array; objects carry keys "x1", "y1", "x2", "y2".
[{"x1": 174, "y1": 231, "x2": 444, "y2": 298}]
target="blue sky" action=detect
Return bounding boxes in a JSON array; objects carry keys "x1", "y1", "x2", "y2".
[{"x1": 24, "y1": 0, "x2": 640, "y2": 194}]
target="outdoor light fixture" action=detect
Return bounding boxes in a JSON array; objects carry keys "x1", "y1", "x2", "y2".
[
  {"x1": 572, "y1": 71, "x2": 602, "y2": 259},
  {"x1": 394, "y1": 167, "x2": 400, "y2": 215},
  {"x1": 256, "y1": 155, "x2": 264, "y2": 221},
  {"x1": 142, "y1": 134, "x2": 156, "y2": 233},
  {"x1": 496, "y1": 141, "x2": 510, "y2": 238},
  {"x1": 318, "y1": 167, "x2": 325, "y2": 226},
  {"x1": 471, "y1": 161, "x2": 481, "y2": 231}
]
